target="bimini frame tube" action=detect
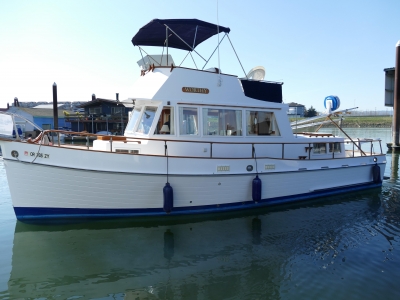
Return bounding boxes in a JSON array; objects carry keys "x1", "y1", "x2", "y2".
[
  {"x1": 163, "y1": 25, "x2": 207, "y2": 62},
  {"x1": 226, "y1": 34, "x2": 247, "y2": 79},
  {"x1": 202, "y1": 34, "x2": 227, "y2": 70}
]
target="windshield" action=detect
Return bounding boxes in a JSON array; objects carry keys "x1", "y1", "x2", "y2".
[
  {"x1": 136, "y1": 106, "x2": 157, "y2": 135},
  {"x1": 125, "y1": 107, "x2": 142, "y2": 133}
]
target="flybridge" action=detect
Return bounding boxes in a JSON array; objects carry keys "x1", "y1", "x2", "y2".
[
  {"x1": 131, "y1": 18, "x2": 283, "y2": 103},
  {"x1": 131, "y1": 18, "x2": 238, "y2": 73}
]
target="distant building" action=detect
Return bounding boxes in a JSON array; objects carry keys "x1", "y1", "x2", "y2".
[
  {"x1": 65, "y1": 97, "x2": 131, "y2": 134},
  {"x1": 287, "y1": 102, "x2": 306, "y2": 117}
]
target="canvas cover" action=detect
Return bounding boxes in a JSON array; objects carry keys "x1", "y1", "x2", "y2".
[{"x1": 132, "y1": 19, "x2": 230, "y2": 51}]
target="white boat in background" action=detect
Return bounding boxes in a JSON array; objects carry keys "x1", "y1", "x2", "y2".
[{"x1": 0, "y1": 19, "x2": 386, "y2": 221}]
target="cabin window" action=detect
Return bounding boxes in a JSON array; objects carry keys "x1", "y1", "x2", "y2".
[
  {"x1": 246, "y1": 111, "x2": 280, "y2": 136},
  {"x1": 329, "y1": 142, "x2": 341, "y2": 153},
  {"x1": 203, "y1": 108, "x2": 242, "y2": 136},
  {"x1": 125, "y1": 107, "x2": 141, "y2": 133},
  {"x1": 154, "y1": 106, "x2": 175, "y2": 135},
  {"x1": 136, "y1": 106, "x2": 157, "y2": 135},
  {"x1": 313, "y1": 143, "x2": 327, "y2": 154},
  {"x1": 179, "y1": 107, "x2": 198, "y2": 135}
]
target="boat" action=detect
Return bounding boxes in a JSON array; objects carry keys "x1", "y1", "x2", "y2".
[{"x1": 0, "y1": 18, "x2": 386, "y2": 220}]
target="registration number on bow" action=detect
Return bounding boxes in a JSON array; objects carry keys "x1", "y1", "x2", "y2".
[{"x1": 29, "y1": 152, "x2": 50, "y2": 158}]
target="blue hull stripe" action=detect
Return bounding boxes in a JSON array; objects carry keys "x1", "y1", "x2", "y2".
[{"x1": 14, "y1": 182, "x2": 382, "y2": 220}]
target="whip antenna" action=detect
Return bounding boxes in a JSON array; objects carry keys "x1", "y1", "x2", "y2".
[{"x1": 217, "y1": 0, "x2": 222, "y2": 86}]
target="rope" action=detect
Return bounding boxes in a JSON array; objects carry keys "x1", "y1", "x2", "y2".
[
  {"x1": 12, "y1": 131, "x2": 46, "y2": 164},
  {"x1": 253, "y1": 145, "x2": 259, "y2": 174},
  {"x1": 165, "y1": 142, "x2": 169, "y2": 183},
  {"x1": 30, "y1": 132, "x2": 46, "y2": 164}
]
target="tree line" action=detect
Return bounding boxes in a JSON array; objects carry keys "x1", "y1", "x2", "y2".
[{"x1": 304, "y1": 106, "x2": 317, "y2": 117}]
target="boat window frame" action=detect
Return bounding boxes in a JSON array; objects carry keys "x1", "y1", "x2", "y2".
[
  {"x1": 154, "y1": 106, "x2": 175, "y2": 136},
  {"x1": 178, "y1": 106, "x2": 200, "y2": 136},
  {"x1": 329, "y1": 142, "x2": 341, "y2": 153},
  {"x1": 135, "y1": 106, "x2": 158, "y2": 136},
  {"x1": 125, "y1": 104, "x2": 161, "y2": 136},
  {"x1": 125, "y1": 106, "x2": 144, "y2": 134},
  {"x1": 245, "y1": 110, "x2": 280, "y2": 137},
  {"x1": 202, "y1": 107, "x2": 243, "y2": 137},
  {"x1": 313, "y1": 143, "x2": 327, "y2": 154}
]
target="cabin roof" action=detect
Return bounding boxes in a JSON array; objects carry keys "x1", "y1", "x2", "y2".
[{"x1": 78, "y1": 98, "x2": 119, "y2": 108}]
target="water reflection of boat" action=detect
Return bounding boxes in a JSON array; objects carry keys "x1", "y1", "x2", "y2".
[{"x1": 8, "y1": 192, "x2": 398, "y2": 299}]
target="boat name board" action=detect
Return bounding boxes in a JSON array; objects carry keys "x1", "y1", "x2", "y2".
[{"x1": 182, "y1": 87, "x2": 209, "y2": 94}]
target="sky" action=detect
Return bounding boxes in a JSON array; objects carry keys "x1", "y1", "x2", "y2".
[{"x1": 0, "y1": 0, "x2": 399, "y2": 112}]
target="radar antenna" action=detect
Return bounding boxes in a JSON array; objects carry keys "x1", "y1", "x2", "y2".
[{"x1": 247, "y1": 66, "x2": 265, "y2": 81}]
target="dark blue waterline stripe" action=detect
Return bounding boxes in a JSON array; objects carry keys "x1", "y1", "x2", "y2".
[{"x1": 14, "y1": 181, "x2": 382, "y2": 220}]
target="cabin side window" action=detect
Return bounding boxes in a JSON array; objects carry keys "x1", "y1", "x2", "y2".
[
  {"x1": 246, "y1": 111, "x2": 280, "y2": 136},
  {"x1": 202, "y1": 108, "x2": 242, "y2": 136},
  {"x1": 125, "y1": 107, "x2": 142, "y2": 133},
  {"x1": 313, "y1": 143, "x2": 327, "y2": 154},
  {"x1": 154, "y1": 106, "x2": 175, "y2": 135},
  {"x1": 136, "y1": 106, "x2": 157, "y2": 135},
  {"x1": 179, "y1": 107, "x2": 198, "y2": 135},
  {"x1": 329, "y1": 142, "x2": 341, "y2": 153}
]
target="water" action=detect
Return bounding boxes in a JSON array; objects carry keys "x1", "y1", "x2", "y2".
[{"x1": 0, "y1": 128, "x2": 399, "y2": 299}]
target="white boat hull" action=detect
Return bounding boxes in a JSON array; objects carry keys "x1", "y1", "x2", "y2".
[{"x1": 1, "y1": 141, "x2": 385, "y2": 220}]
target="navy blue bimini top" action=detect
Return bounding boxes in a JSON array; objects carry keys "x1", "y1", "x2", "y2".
[{"x1": 132, "y1": 19, "x2": 230, "y2": 51}]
